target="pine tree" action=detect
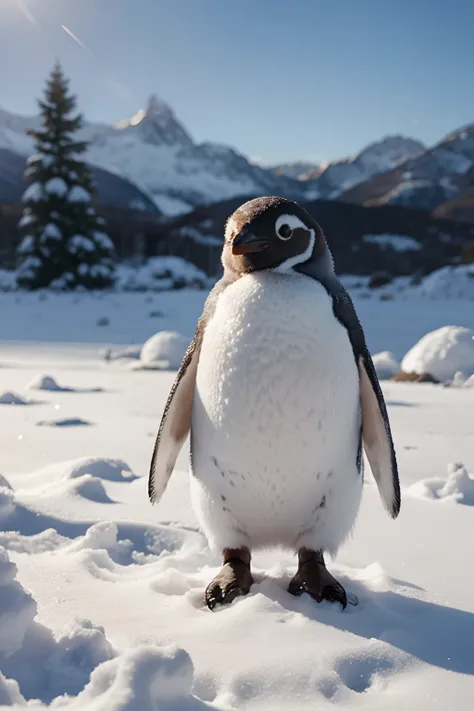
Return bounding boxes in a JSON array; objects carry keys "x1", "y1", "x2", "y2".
[{"x1": 16, "y1": 62, "x2": 116, "y2": 290}]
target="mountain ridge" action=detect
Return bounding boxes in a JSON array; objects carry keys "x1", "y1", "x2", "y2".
[{"x1": 0, "y1": 95, "x2": 427, "y2": 216}]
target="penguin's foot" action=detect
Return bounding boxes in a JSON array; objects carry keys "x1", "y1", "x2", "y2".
[
  {"x1": 205, "y1": 547, "x2": 253, "y2": 611},
  {"x1": 288, "y1": 548, "x2": 347, "y2": 610}
]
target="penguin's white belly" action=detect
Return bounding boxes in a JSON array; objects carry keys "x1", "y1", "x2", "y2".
[{"x1": 190, "y1": 272, "x2": 362, "y2": 554}]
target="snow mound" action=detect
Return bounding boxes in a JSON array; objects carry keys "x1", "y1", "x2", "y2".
[
  {"x1": 0, "y1": 672, "x2": 25, "y2": 706},
  {"x1": 0, "y1": 475, "x2": 12, "y2": 490},
  {"x1": 407, "y1": 462, "x2": 474, "y2": 505},
  {"x1": 28, "y1": 374, "x2": 68, "y2": 392},
  {"x1": 115, "y1": 256, "x2": 208, "y2": 292},
  {"x1": 401, "y1": 326, "x2": 474, "y2": 381},
  {"x1": 0, "y1": 269, "x2": 17, "y2": 292},
  {"x1": 372, "y1": 351, "x2": 400, "y2": 380},
  {"x1": 0, "y1": 391, "x2": 29, "y2": 405},
  {"x1": 0, "y1": 487, "x2": 15, "y2": 521},
  {"x1": 140, "y1": 331, "x2": 189, "y2": 369},
  {"x1": 63, "y1": 457, "x2": 138, "y2": 483},
  {"x1": 417, "y1": 264, "x2": 474, "y2": 299},
  {"x1": 71, "y1": 644, "x2": 197, "y2": 711},
  {"x1": 27, "y1": 374, "x2": 103, "y2": 393},
  {"x1": 68, "y1": 476, "x2": 115, "y2": 504},
  {"x1": 0, "y1": 547, "x2": 37, "y2": 658},
  {"x1": 37, "y1": 417, "x2": 92, "y2": 427}
]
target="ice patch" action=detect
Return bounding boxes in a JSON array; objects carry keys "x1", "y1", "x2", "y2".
[
  {"x1": 401, "y1": 325, "x2": 474, "y2": 381},
  {"x1": 139, "y1": 331, "x2": 189, "y2": 369},
  {"x1": 372, "y1": 351, "x2": 400, "y2": 380}
]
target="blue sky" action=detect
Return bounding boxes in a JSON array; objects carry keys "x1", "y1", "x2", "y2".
[{"x1": 1, "y1": 0, "x2": 473, "y2": 164}]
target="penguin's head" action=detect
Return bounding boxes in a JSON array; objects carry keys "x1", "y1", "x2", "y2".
[{"x1": 223, "y1": 196, "x2": 333, "y2": 276}]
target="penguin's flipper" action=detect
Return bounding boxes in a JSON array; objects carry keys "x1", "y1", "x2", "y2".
[
  {"x1": 148, "y1": 338, "x2": 199, "y2": 504},
  {"x1": 148, "y1": 278, "x2": 230, "y2": 505},
  {"x1": 358, "y1": 351, "x2": 400, "y2": 518},
  {"x1": 324, "y1": 280, "x2": 401, "y2": 518}
]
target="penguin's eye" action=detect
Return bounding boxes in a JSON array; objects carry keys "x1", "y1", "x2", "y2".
[{"x1": 277, "y1": 223, "x2": 293, "y2": 240}]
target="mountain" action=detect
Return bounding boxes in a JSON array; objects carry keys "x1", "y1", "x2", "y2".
[
  {"x1": 1, "y1": 97, "x2": 427, "y2": 217},
  {"x1": 0, "y1": 148, "x2": 159, "y2": 214},
  {"x1": 269, "y1": 161, "x2": 323, "y2": 181},
  {"x1": 339, "y1": 124, "x2": 474, "y2": 220},
  {"x1": 0, "y1": 96, "x2": 305, "y2": 216},
  {"x1": 269, "y1": 137, "x2": 425, "y2": 192},
  {"x1": 304, "y1": 136, "x2": 426, "y2": 200}
]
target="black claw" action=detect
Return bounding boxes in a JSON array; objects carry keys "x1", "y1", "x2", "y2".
[
  {"x1": 288, "y1": 578, "x2": 305, "y2": 597},
  {"x1": 288, "y1": 575, "x2": 347, "y2": 610},
  {"x1": 205, "y1": 581, "x2": 245, "y2": 611},
  {"x1": 321, "y1": 583, "x2": 347, "y2": 610}
]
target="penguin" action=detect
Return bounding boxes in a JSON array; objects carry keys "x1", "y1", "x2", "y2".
[{"x1": 148, "y1": 196, "x2": 400, "y2": 611}]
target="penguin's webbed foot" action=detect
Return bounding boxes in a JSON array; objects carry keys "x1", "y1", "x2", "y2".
[
  {"x1": 205, "y1": 551, "x2": 253, "y2": 611},
  {"x1": 288, "y1": 548, "x2": 347, "y2": 610}
]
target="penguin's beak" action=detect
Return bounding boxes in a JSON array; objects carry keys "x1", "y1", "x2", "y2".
[{"x1": 232, "y1": 228, "x2": 270, "y2": 255}]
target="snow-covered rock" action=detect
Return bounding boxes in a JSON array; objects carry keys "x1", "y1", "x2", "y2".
[
  {"x1": 401, "y1": 326, "x2": 474, "y2": 381},
  {"x1": 140, "y1": 331, "x2": 189, "y2": 369},
  {"x1": 372, "y1": 351, "x2": 401, "y2": 380}
]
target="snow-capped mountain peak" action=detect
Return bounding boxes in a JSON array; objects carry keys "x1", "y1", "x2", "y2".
[{"x1": 111, "y1": 94, "x2": 193, "y2": 148}]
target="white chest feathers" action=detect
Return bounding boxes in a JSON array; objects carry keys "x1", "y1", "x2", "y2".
[{"x1": 193, "y1": 272, "x2": 360, "y2": 469}]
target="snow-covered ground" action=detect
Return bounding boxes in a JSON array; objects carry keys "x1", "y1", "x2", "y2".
[{"x1": 1, "y1": 288, "x2": 474, "y2": 709}]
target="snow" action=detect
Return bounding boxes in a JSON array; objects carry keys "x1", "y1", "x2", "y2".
[
  {"x1": 93, "y1": 232, "x2": 115, "y2": 252},
  {"x1": 44, "y1": 177, "x2": 68, "y2": 197},
  {"x1": 28, "y1": 374, "x2": 70, "y2": 392},
  {"x1": 41, "y1": 223, "x2": 62, "y2": 240},
  {"x1": 407, "y1": 462, "x2": 474, "y2": 505},
  {"x1": 115, "y1": 257, "x2": 209, "y2": 292},
  {"x1": 372, "y1": 351, "x2": 400, "y2": 380},
  {"x1": 21, "y1": 182, "x2": 44, "y2": 203},
  {"x1": 401, "y1": 325, "x2": 474, "y2": 381},
  {"x1": 69, "y1": 235, "x2": 96, "y2": 253},
  {"x1": 69, "y1": 185, "x2": 92, "y2": 203},
  {"x1": 415, "y1": 264, "x2": 474, "y2": 299},
  {"x1": 363, "y1": 234, "x2": 423, "y2": 252},
  {"x1": 16, "y1": 236, "x2": 34, "y2": 254},
  {"x1": 152, "y1": 194, "x2": 193, "y2": 216},
  {"x1": 140, "y1": 330, "x2": 189, "y2": 369},
  {"x1": 17, "y1": 214, "x2": 35, "y2": 229},
  {"x1": 0, "y1": 392, "x2": 29, "y2": 406},
  {"x1": 1, "y1": 289, "x2": 474, "y2": 709}
]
